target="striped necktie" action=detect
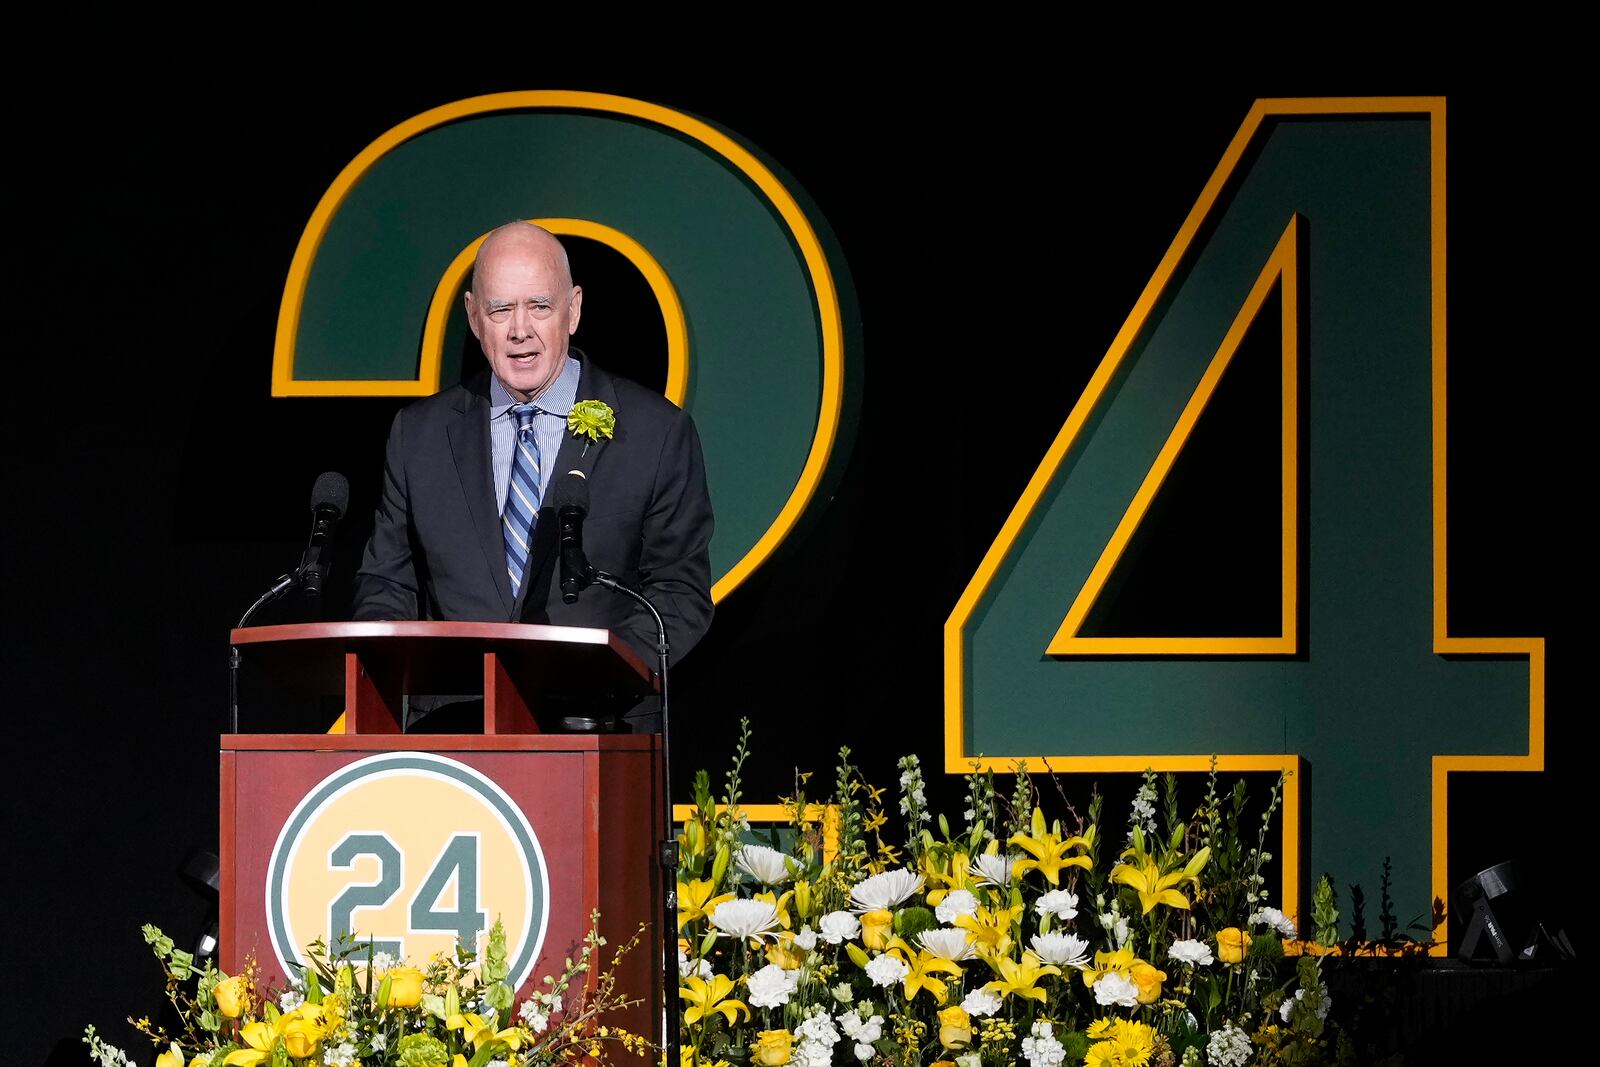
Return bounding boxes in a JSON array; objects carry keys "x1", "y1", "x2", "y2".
[{"x1": 503, "y1": 402, "x2": 543, "y2": 599}]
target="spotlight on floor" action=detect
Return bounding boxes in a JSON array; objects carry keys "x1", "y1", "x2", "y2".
[{"x1": 1455, "y1": 859, "x2": 1575, "y2": 963}]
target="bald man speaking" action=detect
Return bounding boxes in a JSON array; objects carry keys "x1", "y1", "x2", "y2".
[{"x1": 352, "y1": 223, "x2": 715, "y2": 694}]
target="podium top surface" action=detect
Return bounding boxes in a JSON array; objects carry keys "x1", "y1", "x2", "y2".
[{"x1": 229, "y1": 621, "x2": 655, "y2": 700}]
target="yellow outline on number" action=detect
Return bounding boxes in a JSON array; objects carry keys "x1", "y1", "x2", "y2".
[
  {"x1": 943, "y1": 97, "x2": 1546, "y2": 953},
  {"x1": 419, "y1": 218, "x2": 689, "y2": 407},
  {"x1": 1047, "y1": 214, "x2": 1301, "y2": 656},
  {"x1": 270, "y1": 90, "x2": 845, "y2": 603}
]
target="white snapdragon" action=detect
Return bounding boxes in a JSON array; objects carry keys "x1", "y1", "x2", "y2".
[
  {"x1": 831, "y1": 982, "x2": 855, "y2": 1004},
  {"x1": 1251, "y1": 906, "x2": 1299, "y2": 938},
  {"x1": 1280, "y1": 987, "x2": 1331, "y2": 1023},
  {"x1": 1021, "y1": 1020, "x2": 1067, "y2": 1067},
  {"x1": 677, "y1": 948, "x2": 713, "y2": 980},
  {"x1": 323, "y1": 1044, "x2": 359, "y2": 1067},
  {"x1": 934, "y1": 888, "x2": 979, "y2": 924},
  {"x1": 792, "y1": 1012, "x2": 842, "y2": 1067},
  {"x1": 279, "y1": 989, "x2": 304, "y2": 1012},
  {"x1": 1207, "y1": 1024, "x2": 1253, "y2": 1067},
  {"x1": 1098, "y1": 909, "x2": 1131, "y2": 947},
  {"x1": 840, "y1": 1010, "x2": 884, "y2": 1061}
]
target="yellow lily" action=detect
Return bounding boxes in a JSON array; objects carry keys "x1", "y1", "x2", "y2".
[
  {"x1": 678, "y1": 878, "x2": 736, "y2": 930},
  {"x1": 222, "y1": 1015, "x2": 288, "y2": 1066},
  {"x1": 887, "y1": 939, "x2": 964, "y2": 1004},
  {"x1": 1080, "y1": 945, "x2": 1137, "y2": 988},
  {"x1": 953, "y1": 902, "x2": 1022, "y2": 959},
  {"x1": 680, "y1": 974, "x2": 750, "y2": 1026},
  {"x1": 919, "y1": 845, "x2": 973, "y2": 906},
  {"x1": 448, "y1": 1010, "x2": 525, "y2": 1051},
  {"x1": 155, "y1": 1045, "x2": 184, "y2": 1067},
  {"x1": 1009, "y1": 808, "x2": 1094, "y2": 886},
  {"x1": 982, "y1": 950, "x2": 1062, "y2": 1002},
  {"x1": 1111, "y1": 844, "x2": 1210, "y2": 914}
]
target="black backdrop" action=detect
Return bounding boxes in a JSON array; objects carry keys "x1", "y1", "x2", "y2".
[{"x1": 8, "y1": 32, "x2": 1578, "y2": 1064}]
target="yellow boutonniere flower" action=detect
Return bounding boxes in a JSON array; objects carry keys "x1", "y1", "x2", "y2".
[{"x1": 568, "y1": 400, "x2": 616, "y2": 444}]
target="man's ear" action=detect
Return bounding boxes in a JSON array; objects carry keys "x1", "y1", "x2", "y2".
[
  {"x1": 568, "y1": 286, "x2": 583, "y2": 335},
  {"x1": 464, "y1": 291, "x2": 482, "y2": 340}
]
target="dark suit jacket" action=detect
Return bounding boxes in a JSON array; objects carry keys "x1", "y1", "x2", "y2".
[{"x1": 351, "y1": 355, "x2": 714, "y2": 670}]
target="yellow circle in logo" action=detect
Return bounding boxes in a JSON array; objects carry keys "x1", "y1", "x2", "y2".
[{"x1": 267, "y1": 753, "x2": 548, "y2": 986}]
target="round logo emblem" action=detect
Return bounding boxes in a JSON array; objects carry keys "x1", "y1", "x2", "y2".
[{"x1": 265, "y1": 752, "x2": 548, "y2": 986}]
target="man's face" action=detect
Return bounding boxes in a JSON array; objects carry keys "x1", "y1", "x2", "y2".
[{"x1": 465, "y1": 234, "x2": 583, "y2": 402}]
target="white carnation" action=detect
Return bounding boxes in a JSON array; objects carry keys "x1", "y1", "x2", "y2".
[
  {"x1": 1092, "y1": 970, "x2": 1140, "y2": 1008},
  {"x1": 746, "y1": 963, "x2": 800, "y2": 1008},
  {"x1": 793, "y1": 925, "x2": 818, "y2": 951},
  {"x1": 1034, "y1": 888, "x2": 1079, "y2": 921},
  {"x1": 864, "y1": 952, "x2": 910, "y2": 988},
  {"x1": 818, "y1": 910, "x2": 862, "y2": 944},
  {"x1": 1168, "y1": 938, "x2": 1214, "y2": 967},
  {"x1": 935, "y1": 888, "x2": 980, "y2": 924},
  {"x1": 960, "y1": 986, "x2": 1003, "y2": 1017}
]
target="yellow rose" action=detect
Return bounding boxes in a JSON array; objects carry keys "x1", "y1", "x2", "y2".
[
  {"x1": 155, "y1": 1045, "x2": 184, "y2": 1067},
  {"x1": 937, "y1": 1005, "x2": 972, "y2": 1049},
  {"x1": 860, "y1": 908, "x2": 894, "y2": 950},
  {"x1": 283, "y1": 1016, "x2": 322, "y2": 1059},
  {"x1": 213, "y1": 975, "x2": 248, "y2": 1019},
  {"x1": 1217, "y1": 927, "x2": 1252, "y2": 965},
  {"x1": 387, "y1": 965, "x2": 425, "y2": 1008},
  {"x1": 752, "y1": 1028, "x2": 795, "y2": 1066},
  {"x1": 1131, "y1": 960, "x2": 1166, "y2": 1004}
]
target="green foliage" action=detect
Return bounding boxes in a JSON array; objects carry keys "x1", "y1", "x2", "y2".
[{"x1": 1312, "y1": 875, "x2": 1340, "y2": 946}]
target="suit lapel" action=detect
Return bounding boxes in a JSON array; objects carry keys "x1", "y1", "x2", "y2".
[
  {"x1": 517, "y1": 354, "x2": 617, "y2": 616},
  {"x1": 446, "y1": 374, "x2": 516, "y2": 618}
]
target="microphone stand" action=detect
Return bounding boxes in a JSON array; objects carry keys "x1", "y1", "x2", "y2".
[
  {"x1": 589, "y1": 571, "x2": 678, "y2": 1067},
  {"x1": 229, "y1": 573, "x2": 296, "y2": 734}
]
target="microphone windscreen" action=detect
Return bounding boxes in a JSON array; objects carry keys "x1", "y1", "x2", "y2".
[
  {"x1": 551, "y1": 470, "x2": 590, "y2": 513},
  {"x1": 310, "y1": 471, "x2": 350, "y2": 517}
]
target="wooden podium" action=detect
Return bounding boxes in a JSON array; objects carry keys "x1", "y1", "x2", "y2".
[{"x1": 221, "y1": 622, "x2": 662, "y2": 1043}]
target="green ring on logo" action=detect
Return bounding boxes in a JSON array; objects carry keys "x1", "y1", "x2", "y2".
[{"x1": 265, "y1": 752, "x2": 548, "y2": 989}]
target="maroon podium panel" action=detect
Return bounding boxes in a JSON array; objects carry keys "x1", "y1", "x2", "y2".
[{"x1": 221, "y1": 734, "x2": 660, "y2": 1037}]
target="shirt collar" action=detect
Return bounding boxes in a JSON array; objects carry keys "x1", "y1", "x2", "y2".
[{"x1": 489, "y1": 356, "x2": 582, "y2": 418}]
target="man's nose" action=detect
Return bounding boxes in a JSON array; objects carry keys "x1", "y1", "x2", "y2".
[{"x1": 507, "y1": 306, "x2": 532, "y2": 340}]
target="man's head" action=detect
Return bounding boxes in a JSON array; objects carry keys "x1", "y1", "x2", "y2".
[{"x1": 465, "y1": 222, "x2": 583, "y2": 402}]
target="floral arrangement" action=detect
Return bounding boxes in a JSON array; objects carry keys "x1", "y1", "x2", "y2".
[
  {"x1": 85, "y1": 913, "x2": 647, "y2": 1066},
  {"x1": 675, "y1": 723, "x2": 1358, "y2": 1066}
]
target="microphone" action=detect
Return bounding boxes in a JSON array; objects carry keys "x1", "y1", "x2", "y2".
[
  {"x1": 298, "y1": 472, "x2": 349, "y2": 600},
  {"x1": 552, "y1": 470, "x2": 595, "y2": 604}
]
